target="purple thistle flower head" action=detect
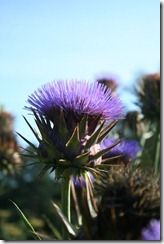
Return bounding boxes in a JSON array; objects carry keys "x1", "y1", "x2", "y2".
[
  {"x1": 141, "y1": 219, "x2": 160, "y2": 240},
  {"x1": 101, "y1": 138, "x2": 141, "y2": 161},
  {"x1": 23, "y1": 80, "x2": 124, "y2": 179},
  {"x1": 27, "y1": 80, "x2": 124, "y2": 123}
]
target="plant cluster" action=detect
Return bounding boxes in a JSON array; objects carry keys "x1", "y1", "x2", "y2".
[{"x1": 0, "y1": 74, "x2": 160, "y2": 240}]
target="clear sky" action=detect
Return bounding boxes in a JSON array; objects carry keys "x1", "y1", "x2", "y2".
[{"x1": 0, "y1": 0, "x2": 160, "y2": 145}]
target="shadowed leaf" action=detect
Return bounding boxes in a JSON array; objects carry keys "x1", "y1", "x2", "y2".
[
  {"x1": 10, "y1": 200, "x2": 41, "y2": 240},
  {"x1": 51, "y1": 201, "x2": 77, "y2": 237}
]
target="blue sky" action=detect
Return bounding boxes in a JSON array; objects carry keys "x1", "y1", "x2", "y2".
[{"x1": 0, "y1": 0, "x2": 160, "y2": 145}]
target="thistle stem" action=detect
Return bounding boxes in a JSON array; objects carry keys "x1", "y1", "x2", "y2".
[
  {"x1": 61, "y1": 175, "x2": 71, "y2": 239},
  {"x1": 154, "y1": 133, "x2": 160, "y2": 174},
  {"x1": 153, "y1": 122, "x2": 160, "y2": 174}
]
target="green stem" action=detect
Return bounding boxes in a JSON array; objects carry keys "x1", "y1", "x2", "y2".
[
  {"x1": 154, "y1": 133, "x2": 160, "y2": 174},
  {"x1": 153, "y1": 122, "x2": 160, "y2": 174},
  {"x1": 61, "y1": 175, "x2": 71, "y2": 239}
]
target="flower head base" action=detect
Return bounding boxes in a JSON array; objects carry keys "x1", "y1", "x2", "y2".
[
  {"x1": 72, "y1": 172, "x2": 94, "y2": 188},
  {"x1": 141, "y1": 219, "x2": 160, "y2": 240}
]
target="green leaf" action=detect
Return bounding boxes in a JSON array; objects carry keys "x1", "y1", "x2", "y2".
[
  {"x1": 33, "y1": 111, "x2": 53, "y2": 145},
  {"x1": 84, "y1": 173, "x2": 98, "y2": 217},
  {"x1": 37, "y1": 164, "x2": 52, "y2": 178},
  {"x1": 154, "y1": 134, "x2": 160, "y2": 174},
  {"x1": 30, "y1": 231, "x2": 54, "y2": 240},
  {"x1": 140, "y1": 127, "x2": 160, "y2": 173},
  {"x1": 78, "y1": 116, "x2": 88, "y2": 138},
  {"x1": 39, "y1": 141, "x2": 61, "y2": 162},
  {"x1": 85, "y1": 121, "x2": 105, "y2": 148},
  {"x1": 51, "y1": 201, "x2": 77, "y2": 237},
  {"x1": 66, "y1": 126, "x2": 81, "y2": 155},
  {"x1": 100, "y1": 154, "x2": 122, "y2": 164},
  {"x1": 21, "y1": 153, "x2": 38, "y2": 159},
  {"x1": 73, "y1": 151, "x2": 90, "y2": 165},
  {"x1": 98, "y1": 120, "x2": 117, "y2": 143},
  {"x1": 35, "y1": 118, "x2": 49, "y2": 143},
  {"x1": 95, "y1": 163, "x2": 121, "y2": 168},
  {"x1": 91, "y1": 140, "x2": 121, "y2": 160},
  {"x1": 43, "y1": 215, "x2": 62, "y2": 240},
  {"x1": 23, "y1": 115, "x2": 41, "y2": 142},
  {"x1": 70, "y1": 181, "x2": 82, "y2": 226},
  {"x1": 84, "y1": 166, "x2": 106, "y2": 177},
  {"x1": 57, "y1": 110, "x2": 69, "y2": 141},
  {"x1": 10, "y1": 200, "x2": 41, "y2": 240},
  {"x1": 17, "y1": 132, "x2": 37, "y2": 150}
]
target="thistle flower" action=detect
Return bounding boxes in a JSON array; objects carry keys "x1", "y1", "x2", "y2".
[
  {"x1": 101, "y1": 138, "x2": 141, "y2": 163},
  {"x1": 22, "y1": 80, "x2": 124, "y2": 179},
  {"x1": 97, "y1": 77, "x2": 118, "y2": 93},
  {"x1": 93, "y1": 165, "x2": 160, "y2": 240},
  {"x1": 22, "y1": 80, "x2": 124, "y2": 225},
  {"x1": 136, "y1": 73, "x2": 160, "y2": 121},
  {"x1": 27, "y1": 80, "x2": 123, "y2": 131},
  {"x1": 141, "y1": 219, "x2": 160, "y2": 240}
]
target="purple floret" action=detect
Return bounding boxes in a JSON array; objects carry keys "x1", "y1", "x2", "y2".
[
  {"x1": 101, "y1": 138, "x2": 141, "y2": 160},
  {"x1": 27, "y1": 80, "x2": 124, "y2": 121},
  {"x1": 71, "y1": 172, "x2": 94, "y2": 188},
  {"x1": 141, "y1": 219, "x2": 160, "y2": 240}
]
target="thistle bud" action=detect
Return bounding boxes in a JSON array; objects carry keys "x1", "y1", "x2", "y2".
[
  {"x1": 136, "y1": 73, "x2": 160, "y2": 121},
  {"x1": 94, "y1": 165, "x2": 160, "y2": 240},
  {"x1": 0, "y1": 109, "x2": 22, "y2": 175},
  {"x1": 97, "y1": 77, "x2": 118, "y2": 93}
]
